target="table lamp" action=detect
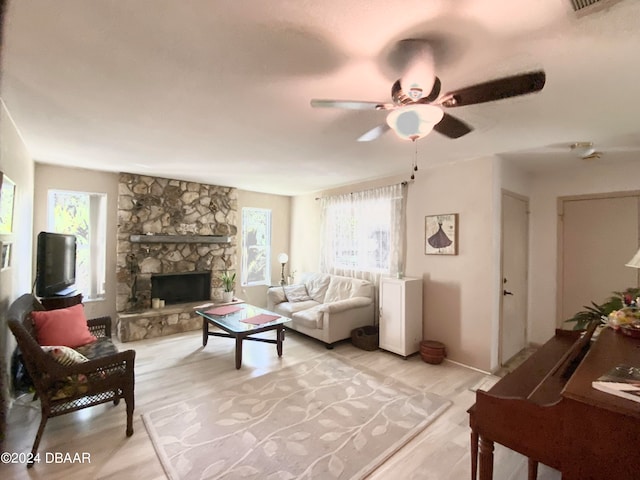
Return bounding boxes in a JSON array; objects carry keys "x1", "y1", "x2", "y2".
[
  {"x1": 625, "y1": 247, "x2": 640, "y2": 268},
  {"x1": 278, "y1": 253, "x2": 289, "y2": 286}
]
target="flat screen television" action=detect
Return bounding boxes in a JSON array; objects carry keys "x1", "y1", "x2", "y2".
[{"x1": 35, "y1": 232, "x2": 77, "y2": 297}]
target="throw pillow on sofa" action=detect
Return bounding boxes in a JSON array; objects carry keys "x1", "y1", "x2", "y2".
[
  {"x1": 31, "y1": 304, "x2": 97, "y2": 348},
  {"x1": 283, "y1": 284, "x2": 312, "y2": 303}
]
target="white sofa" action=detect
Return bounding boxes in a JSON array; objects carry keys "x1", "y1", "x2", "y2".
[{"x1": 267, "y1": 272, "x2": 375, "y2": 347}]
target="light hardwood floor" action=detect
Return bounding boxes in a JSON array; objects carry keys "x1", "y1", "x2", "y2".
[{"x1": 2, "y1": 329, "x2": 561, "y2": 479}]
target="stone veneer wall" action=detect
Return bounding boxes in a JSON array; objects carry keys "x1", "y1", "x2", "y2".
[{"x1": 116, "y1": 173, "x2": 237, "y2": 341}]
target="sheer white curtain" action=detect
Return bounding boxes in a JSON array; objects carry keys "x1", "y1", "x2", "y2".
[{"x1": 319, "y1": 183, "x2": 407, "y2": 290}]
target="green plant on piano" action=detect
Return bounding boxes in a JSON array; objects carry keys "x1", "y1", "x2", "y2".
[{"x1": 565, "y1": 287, "x2": 640, "y2": 331}]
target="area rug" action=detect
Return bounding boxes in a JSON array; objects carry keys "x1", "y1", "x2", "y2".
[{"x1": 143, "y1": 355, "x2": 451, "y2": 480}]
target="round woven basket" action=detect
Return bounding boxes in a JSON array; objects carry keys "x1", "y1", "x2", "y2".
[
  {"x1": 351, "y1": 325, "x2": 379, "y2": 351},
  {"x1": 420, "y1": 340, "x2": 446, "y2": 364}
]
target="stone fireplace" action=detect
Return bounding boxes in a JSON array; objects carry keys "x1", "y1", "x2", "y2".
[{"x1": 116, "y1": 173, "x2": 237, "y2": 342}]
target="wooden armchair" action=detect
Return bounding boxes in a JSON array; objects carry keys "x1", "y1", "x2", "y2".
[{"x1": 8, "y1": 294, "x2": 135, "y2": 467}]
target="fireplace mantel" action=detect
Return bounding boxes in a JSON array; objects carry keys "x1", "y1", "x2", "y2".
[{"x1": 129, "y1": 234, "x2": 232, "y2": 244}]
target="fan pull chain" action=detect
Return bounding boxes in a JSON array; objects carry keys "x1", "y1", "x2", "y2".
[{"x1": 410, "y1": 140, "x2": 418, "y2": 180}]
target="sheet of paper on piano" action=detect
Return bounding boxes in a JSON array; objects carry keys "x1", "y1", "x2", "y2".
[{"x1": 592, "y1": 364, "x2": 640, "y2": 403}]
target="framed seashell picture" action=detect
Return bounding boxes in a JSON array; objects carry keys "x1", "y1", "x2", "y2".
[{"x1": 425, "y1": 213, "x2": 458, "y2": 255}]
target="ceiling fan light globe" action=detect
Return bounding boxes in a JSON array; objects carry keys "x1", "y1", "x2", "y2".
[{"x1": 386, "y1": 105, "x2": 444, "y2": 141}]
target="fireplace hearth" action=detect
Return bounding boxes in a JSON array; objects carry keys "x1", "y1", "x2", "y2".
[{"x1": 151, "y1": 271, "x2": 211, "y2": 305}]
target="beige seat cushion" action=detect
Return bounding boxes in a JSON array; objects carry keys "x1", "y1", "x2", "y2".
[
  {"x1": 292, "y1": 305, "x2": 325, "y2": 329},
  {"x1": 274, "y1": 300, "x2": 320, "y2": 317}
]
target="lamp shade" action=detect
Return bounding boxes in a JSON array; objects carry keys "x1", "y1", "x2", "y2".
[
  {"x1": 277, "y1": 253, "x2": 289, "y2": 264},
  {"x1": 386, "y1": 104, "x2": 444, "y2": 141},
  {"x1": 625, "y1": 247, "x2": 640, "y2": 268}
]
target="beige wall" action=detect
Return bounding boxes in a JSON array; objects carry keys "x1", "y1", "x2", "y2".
[
  {"x1": 527, "y1": 158, "x2": 640, "y2": 344},
  {"x1": 1, "y1": 100, "x2": 35, "y2": 416},
  {"x1": 236, "y1": 189, "x2": 291, "y2": 308},
  {"x1": 290, "y1": 193, "x2": 321, "y2": 276},
  {"x1": 0, "y1": 102, "x2": 34, "y2": 299},
  {"x1": 406, "y1": 157, "x2": 497, "y2": 371},
  {"x1": 33, "y1": 165, "x2": 119, "y2": 320}
]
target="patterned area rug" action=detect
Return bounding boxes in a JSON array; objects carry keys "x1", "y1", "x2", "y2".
[{"x1": 143, "y1": 355, "x2": 451, "y2": 480}]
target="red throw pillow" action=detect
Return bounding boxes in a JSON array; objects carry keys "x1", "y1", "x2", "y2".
[{"x1": 32, "y1": 304, "x2": 97, "y2": 348}]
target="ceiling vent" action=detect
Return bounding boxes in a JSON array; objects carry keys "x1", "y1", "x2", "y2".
[{"x1": 570, "y1": 0, "x2": 623, "y2": 15}]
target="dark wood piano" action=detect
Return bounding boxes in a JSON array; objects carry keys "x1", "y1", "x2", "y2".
[{"x1": 469, "y1": 325, "x2": 640, "y2": 480}]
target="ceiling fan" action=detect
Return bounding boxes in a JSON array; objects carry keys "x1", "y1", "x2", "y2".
[
  {"x1": 311, "y1": 45, "x2": 546, "y2": 142},
  {"x1": 571, "y1": 142, "x2": 602, "y2": 160},
  {"x1": 532, "y1": 141, "x2": 639, "y2": 160}
]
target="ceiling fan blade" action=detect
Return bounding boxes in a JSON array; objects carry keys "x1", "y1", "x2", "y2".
[
  {"x1": 310, "y1": 99, "x2": 392, "y2": 110},
  {"x1": 440, "y1": 70, "x2": 546, "y2": 108},
  {"x1": 357, "y1": 124, "x2": 390, "y2": 142},
  {"x1": 433, "y1": 113, "x2": 473, "y2": 139}
]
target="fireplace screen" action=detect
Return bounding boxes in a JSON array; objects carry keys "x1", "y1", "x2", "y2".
[{"x1": 151, "y1": 271, "x2": 211, "y2": 305}]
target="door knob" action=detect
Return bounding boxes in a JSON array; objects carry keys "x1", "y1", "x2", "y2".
[{"x1": 503, "y1": 290, "x2": 513, "y2": 296}]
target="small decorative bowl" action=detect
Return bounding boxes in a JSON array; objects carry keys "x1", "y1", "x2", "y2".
[{"x1": 619, "y1": 322, "x2": 640, "y2": 339}]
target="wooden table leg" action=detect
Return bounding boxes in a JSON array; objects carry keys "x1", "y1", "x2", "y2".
[
  {"x1": 277, "y1": 326, "x2": 284, "y2": 357},
  {"x1": 202, "y1": 318, "x2": 208, "y2": 346},
  {"x1": 235, "y1": 336, "x2": 243, "y2": 369},
  {"x1": 470, "y1": 426, "x2": 479, "y2": 480},
  {"x1": 528, "y1": 458, "x2": 538, "y2": 480},
  {"x1": 478, "y1": 436, "x2": 494, "y2": 480}
]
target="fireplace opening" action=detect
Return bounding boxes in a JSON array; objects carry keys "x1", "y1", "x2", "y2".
[{"x1": 151, "y1": 271, "x2": 211, "y2": 305}]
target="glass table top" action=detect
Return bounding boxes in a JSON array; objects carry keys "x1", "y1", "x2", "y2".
[{"x1": 196, "y1": 303, "x2": 290, "y2": 333}]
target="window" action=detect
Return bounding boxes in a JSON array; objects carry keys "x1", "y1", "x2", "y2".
[
  {"x1": 320, "y1": 184, "x2": 405, "y2": 277},
  {"x1": 48, "y1": 190, "x2": 107, "y2": 301},
  {"x1": 326, "y1": 201, "x2": 391, "y2": 272},
  {"x1": 241, "y1": 207, "x2": 271, "y2": 286}
]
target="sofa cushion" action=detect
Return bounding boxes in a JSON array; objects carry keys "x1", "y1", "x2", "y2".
[
  {"x1": 324, "y1": 276, "x2": 372, "y2": 303},
  {"x1": 302, "y1": 273, "x2": 331, "y2": 303},
  {"x1": 273, "y1": 300, "x2": 320, "y2": 317},
  {"x1": 75, "y1": 336, "x2": 119, "y2": 360},
  {"x1": 31, "y1": 304, "x2": 97, "y2": 348},
  {"x1": 50, "y1": 374, "x2": 90, "y2": 401},
  {"x1": 283, "y1": 284, "x2": 312, "y2": 302},
  {"x1": 267, "y1": 287, "x2": 286, "y2": 306},
  {"x1": 42, "y1": 346, "x2": 89, "y2": 366},
  {"x1": 293, "y1": 305, "x2": 325, "y2": 329}
]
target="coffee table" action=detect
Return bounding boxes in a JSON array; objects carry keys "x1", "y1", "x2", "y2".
[{"x1": 197, "y1": 303, "x2": 291, "y2": 369}]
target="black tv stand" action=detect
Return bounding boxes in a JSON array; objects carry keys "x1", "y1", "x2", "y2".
[{"x1": 40, "y1": 292, "x2": 83, "y2": 310}]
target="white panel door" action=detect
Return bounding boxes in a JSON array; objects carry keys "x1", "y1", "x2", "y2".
[
  {"x1": 559, "y1": 194, "x2": 639, "y2": 325},
  {"x1": 500, "y1": 192, "x2": 529, "y2": 365}
]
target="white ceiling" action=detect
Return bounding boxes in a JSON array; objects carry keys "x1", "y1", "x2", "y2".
[{"x1": 2, "y1": 0, "x2": 640, "y2": 195}]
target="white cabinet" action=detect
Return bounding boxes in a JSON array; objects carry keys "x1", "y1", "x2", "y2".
[{"x1": 379, "y1": 276, "x2": 423, "y2": 357}]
